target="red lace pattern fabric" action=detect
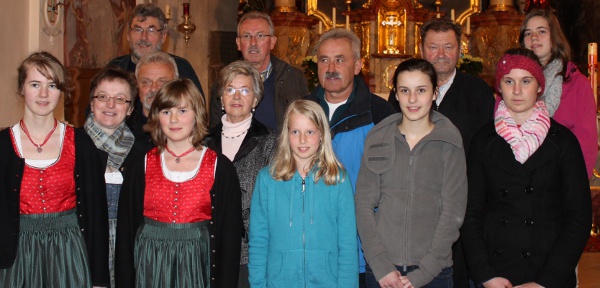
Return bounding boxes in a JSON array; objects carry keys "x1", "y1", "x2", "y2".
[
  {"x1": 11, "y1": 125, "x2": 76, "y2": 214},
  {"x1": 143, "y1": 147, "x2": 216, "y2": 223}
]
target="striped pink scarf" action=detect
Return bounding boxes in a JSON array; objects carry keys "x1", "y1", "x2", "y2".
[{"x1": 494, "y1": 100, "x2": 550, "y2": 163}]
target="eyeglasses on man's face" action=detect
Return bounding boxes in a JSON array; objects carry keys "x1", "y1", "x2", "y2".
[
  {"x1": 130, "y1": 26, "x2": 163, "y2": 36},
  {"x1": 224, "y1": 87, "x2": 252, "y2": 96},
  {"x1": 93, "y1": 95, "x2": 132, "y2": 104},
  {"x1": 238, "y1": 33, "x2": 272, "y2": 42}
]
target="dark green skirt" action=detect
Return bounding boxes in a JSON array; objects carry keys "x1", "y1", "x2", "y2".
[
  {"x1": 134, "y1": 218, "x2": 210, "y2": 288},
  {"x1": 0, "y1": 209, "x2": 91, "y2": 287}
]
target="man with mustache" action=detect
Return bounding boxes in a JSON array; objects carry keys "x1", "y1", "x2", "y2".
[
  {"x1": 306, "y1": 28, "x2": 394, "y2": 287},
  {"x1": 125, "y1": 52, "x2": 178, "y2": 144},
  {"x1": 107, "y1": 4, "x2": 204, "y2": 106},
  {"x1": 209, "y1": 11, "x2": 308, "y2": 131},
  {"x1": 387, "y1": 18, "x2": 494, "y2": 287}
]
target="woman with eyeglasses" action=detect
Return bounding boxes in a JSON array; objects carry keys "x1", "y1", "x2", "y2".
[
  {"x1": 0, "y1": 52, "x2": 109, "y2": 287},
  {"x1": 205, "y1": 60, "x2": 276, "y2": 288},
  {"x1": 81, "y1": 66, "x2": 148, "y2": 288}
]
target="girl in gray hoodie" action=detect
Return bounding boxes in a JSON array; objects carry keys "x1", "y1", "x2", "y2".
[{"x1": 356, "y1": 58, "x2": 468, "y2": 288}]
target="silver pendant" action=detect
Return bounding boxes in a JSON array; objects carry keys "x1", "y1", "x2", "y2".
[
  {"x1": 36, "y1": 146, "x2": 43, "y2": 153},
  {"x1": 175, "y1": 157, "x2": 181, "y2": 164}
]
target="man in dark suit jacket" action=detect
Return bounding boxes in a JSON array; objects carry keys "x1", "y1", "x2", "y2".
[
  {"x1": 388, "y1": 19, "x2": 494, "y2": 286},
  {"x1": 107, "y1": 3, "x2": 204, "y2": 97}
]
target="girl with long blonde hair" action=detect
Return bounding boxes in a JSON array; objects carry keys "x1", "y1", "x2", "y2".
[{"x1": 248, "y1": 100, "x2": 358, "y2": 287}]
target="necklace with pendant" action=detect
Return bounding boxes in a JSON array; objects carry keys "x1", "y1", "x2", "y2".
[
  {"x1": 165, "y1": 146, "x2": 196, "y2": 163},
  {"x1": 20, "y1": 119, "x2": 58, "y2": 153}
]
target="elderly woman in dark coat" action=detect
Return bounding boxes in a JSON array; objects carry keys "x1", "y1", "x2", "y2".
[
  {"x1": 205, "y1": 60, "x2": 277, "y2": 288},
  {"x1": 461, "y1": 48, "x2": 591, "y2": 288}
]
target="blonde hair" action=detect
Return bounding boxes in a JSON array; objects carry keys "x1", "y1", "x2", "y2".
[
  {"x1": 144, "y1": 79, "x2": 208, "y2": 152},
  {"x1": 270, "y1": 100, "x2": 344, "y2": 185}
]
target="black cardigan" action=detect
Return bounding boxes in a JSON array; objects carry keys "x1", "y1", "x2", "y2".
[
  {"x1": 114, "y1": 148, "x2": 242, "y2": 288},
  {"x1": 0, "y1": 127, "x2": 110, "y2": 286},
  {"x1": 462, "y1": 119, "x2": 592, "y2": 287}
]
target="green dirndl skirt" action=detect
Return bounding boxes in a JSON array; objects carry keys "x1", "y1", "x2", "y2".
[
  {"x1": 134, "y1": 217, "x2": 211, "y2": 288},
  {"x1": 0, "y1": 209, "x2": 91, "y2": 287}
]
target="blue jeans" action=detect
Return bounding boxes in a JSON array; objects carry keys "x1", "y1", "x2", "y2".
[{"x1": 365, "y1": 264, "x2": 453, "y2": 288}]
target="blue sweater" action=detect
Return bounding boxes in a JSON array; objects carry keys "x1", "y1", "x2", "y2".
[{"x1": 248, "y1": 167, "x2": 358, "y2": 288}]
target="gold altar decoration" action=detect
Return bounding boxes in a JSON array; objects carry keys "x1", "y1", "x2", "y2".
[
  {"x1": 271, "y1": 1, "x2": 317, "y2": 68},
  {"x1": 456, "y1": 0, "x2": 481, "y2": 25},
  {"x1": 274, "y1": 0, "x2": 297, "y2": 12},
  {"x1": 489, "y1": 0, "x2": 516, "y2": 12},
  {"x1": 378, "y1": 1, "x2": 406, "y2": 55},
  {"x1": 469, "y1": 5, "x2": 523, "y2": 85},
  {"x1": 307, "y1": 0, "x2": 333, "y2": 30}
]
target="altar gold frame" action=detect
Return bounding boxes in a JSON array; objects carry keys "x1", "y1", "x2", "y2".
[
  {"x1": 456, "y1": 0, "x2": 481, "y2": 25},
  {"x1": 307, "y1": 0, "x2": 333, "y2": 29}
]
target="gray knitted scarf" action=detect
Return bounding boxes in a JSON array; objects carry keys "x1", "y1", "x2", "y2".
[
  {"x1": 541, "y1": 59, "x2": 563, "y2": 116},
  {"x1": 84, "y1": 113, "x2": 135, "y2": 169}
]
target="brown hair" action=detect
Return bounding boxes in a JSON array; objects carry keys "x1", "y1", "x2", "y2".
[
  {"x1": 17, "y1": 51, "x2": 73, "y2": 101},
  {"x1": 420, "y1": 18, "x2": 462, "y2": 46},
  {"x1": 519, "y1": 9, "x2": 571, "y2": 79},
  {"x1": 89, "y1": 66, "x2": 138, "y2": 105},
  {"x1": 129, "y1": 3, "x2": 168, "y2": 32},
  {"x1": 144, "y1": 79, "x2": 208, "y2": 152}
]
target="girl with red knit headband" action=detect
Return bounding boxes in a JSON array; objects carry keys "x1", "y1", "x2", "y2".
[{"x1": 462, "y1": 48, "x2": 591, "y2": 288}]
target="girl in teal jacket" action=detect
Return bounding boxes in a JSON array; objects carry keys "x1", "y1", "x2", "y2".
[{"x1": 248, "y1": 100, "x2": 358, "y2": 288}]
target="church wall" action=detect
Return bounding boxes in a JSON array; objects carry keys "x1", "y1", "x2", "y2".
[{"x1": 0, "y1": 0, "x2": 65, "y2": 128}]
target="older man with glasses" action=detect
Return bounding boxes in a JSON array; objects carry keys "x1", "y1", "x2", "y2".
[
  {"x1": 107, "y1": 3, "x2": 204, "y2": 97},
  {"x1": 209, "y1": 11, "x2": 308, "y2": 131}
]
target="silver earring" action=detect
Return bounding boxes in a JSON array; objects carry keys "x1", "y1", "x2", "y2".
[
  {"x1": 252, "y1": 107, "x2": 256, "y2": 113},
  {"x1": 221, "y1": 106, "x2": 225, "y2": 114}
]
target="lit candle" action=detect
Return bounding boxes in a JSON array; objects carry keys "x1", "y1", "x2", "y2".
[
  {"x1": 451, "y1": 9, "x2": 455, "y2": 22},
  {"x1": 346, "y1": 15, "x2": 350, "y2": 30},
  {"x1": 332, "y1": 8, "x2": 336, "y2": 28},
  {"x1": 318, "y1": 21, "x2": 323, "y2": 34},
  {"x1": 466, "y1": 17, "x2": 471, "y2": 34},
  {"x1": 165, "y1": 4, "x2": 171, "y2": 20}
]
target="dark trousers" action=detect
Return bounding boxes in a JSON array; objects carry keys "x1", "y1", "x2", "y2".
[
  {"x1": 239, "y1": 264, "x2": 249, "y2": 288},
  {"x1": 452, "y1": 238, "x2": 470, "y2": 288}
]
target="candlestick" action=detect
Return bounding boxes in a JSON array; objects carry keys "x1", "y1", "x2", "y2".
[
  {"x1": 466, "y1": 17, "x2": 471, "y2": 34},
  {"x1": 332, "y1": 8, "x2": 336, "y2": 28},
  {"x1": 451, "y1": 9, "x2": 455, "y2": 22},
  {"x1": 589, "y1": 43, "x2": 598, "y2": 105},
  {"x1": 318, "y1": 21, "x2": 323, "y2": 34},
  {"x1": 436, "y1": 13, "x2": 440, "y2": 19},
  {"x1": 346, "y1": 15, "x2": 350, "y2": 30}
]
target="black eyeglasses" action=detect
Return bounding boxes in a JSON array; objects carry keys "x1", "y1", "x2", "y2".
[{"x1": 93, "y1": 95, "x2": 132, "y2": 104}]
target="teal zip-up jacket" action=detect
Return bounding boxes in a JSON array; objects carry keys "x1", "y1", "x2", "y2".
[{"x1": 248, "y1": 167, "x2": 358, "y2": 288}]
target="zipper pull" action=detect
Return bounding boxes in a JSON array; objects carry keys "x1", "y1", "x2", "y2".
[{"x1": 301, "y1": 178, "x2": 305, "y2": 192}]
